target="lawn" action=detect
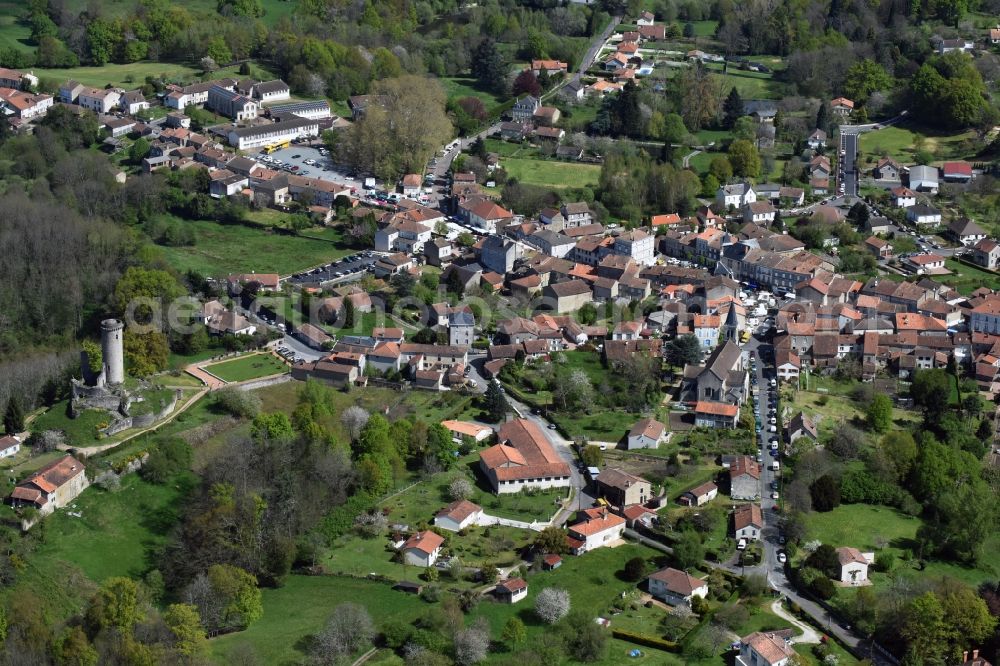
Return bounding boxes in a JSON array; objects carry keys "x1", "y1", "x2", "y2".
[
  {"x1": 34, "y1": 61, "x2": 201, "y2": 89},
  {"x1": 203, "y1": 353, "x2": 288, "y2": 383},
  {"x1": 502, "y1": 157, "x2": 601, "y2": 189},
  {"x1": 209, "y1": 576, "x2": 428, "y2": 665},
  {"x1": 156, "y1": 218, "x2": 353, "y2": 276},
  {"x1": 704, "y1": 63, "x2": 780, "y2": 99},
  {"x1": 211, "y1": 542, "x2": 673, "y2": 666},
  {"x1": 859, "y1": 124, "x2": 979, "y2": 164},
  {"x1": 942, "y1": 258, "x2": 1000, "y2": 295},
  {"x1": 0, "y1": 2, "x2": 31, "y2": 54},
  {"x1": 32, "y1": 403, "x2": 112, "y2": 446},
  {"x1": 437, "y1": 76, "x2": 507, "y2": 110}
]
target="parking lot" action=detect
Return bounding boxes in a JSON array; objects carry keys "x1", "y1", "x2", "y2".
[
  {"x1": 258, "y1": 145, "x2": 361, "y2": 192},
  {"x1": 287, "y1": 251, "x2": 379, "y2": 286}
]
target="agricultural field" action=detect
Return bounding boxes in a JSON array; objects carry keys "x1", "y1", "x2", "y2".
[
  {"x1": 203, "y1": 353, "x2": 288, "y2": 383},
  {"x1": 502, "y1": 157, "x2": 601, "y2": 189},
  {"x1": 156, "y1": 218, "x2": 353, "y2": 277}
]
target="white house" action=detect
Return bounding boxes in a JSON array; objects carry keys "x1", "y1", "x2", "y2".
[
  {"x1": 971, "y1": 297, "x2": 1000, "y2": 334},
  {"x1": 906, "y1": 204, "x2": 942, "y2": 227},
  {"x1": 636, "y1": 10, "x2": 655, "y2": 25},
  {"x1": 891, "y1": 187, "x2": 917, "y2": 208},
  {"x1": 566, "y1": 508, "x2": 626, "y2": 555},
  {"x1": 835, "y1": 547, "x2": 873, "y2": 585},
  {"x1": 402, "y1": 530, "x2": 444, "y2": 567},
  {"x1": 733, "y1": 504, "x2": 763, "y2": 541},
  {"x1": 693, "y1": 314, "x2": 721, "y2": 348},
  {"x1": 479, "y1": 419, "x2": 572, "y2": 494},
  {"x1": 743, "y1": 201, "x2": 777, "y2": 224},
  {"x1": 495, "y1": 577, "x2": 528, "y2": 603},
  {"x1": 716, "y1": 182, "x2": 756, "y2": 210},
  {"x1": 613, "y1": 229, "x2": 655, "y2": 266},
  {"x1": 648, "y1": 567, "x2": 709, "y2": 606},
  {"x1": 737, "y1": 632, "x2": 797, "y2": 666},
  {"x1": 679, "y1": 481, "x2": 718, "y2": 507},
  {"x1": 433, "y1": 500, "x2": 483, "y2": 532},
  {"x1": 627, "y1": 418, "x2": 665, "y2": 449},
  {"x1": 78, "y1": 87, "x2": 121, "y2": 114},
  {"x1": 0, "y1": 435, "x2": 20, "y2": 458}
]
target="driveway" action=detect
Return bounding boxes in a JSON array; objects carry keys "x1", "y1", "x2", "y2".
[{"x1": 771, "y1": 599, "x2": 822, "y2": 644}]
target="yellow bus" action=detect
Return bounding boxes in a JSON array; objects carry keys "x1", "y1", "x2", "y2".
[{"x1": 263, "y1": 140, "x2": 290, "y2": 154}]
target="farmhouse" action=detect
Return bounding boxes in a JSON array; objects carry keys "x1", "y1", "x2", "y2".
[
  {"x1": 0, "y1": 88, "x2": 53, "y2": 119},
  {"x1": 566, "y1": 508, "x2": 626, "y2": 554},
  {"x1": 737, "y1": 632, "x2": 797, "y2": 666},
  {"x1": 594, "y1": 468, "x2": 651, "y2": 508},
  {"x1": 679, "y1": 481, "x2": 718, "y2": 507},
  {"x1": 441, "y1": 420, "x2": 492, "y2": 442},
  {"x1": 401, "y1": 530, "x2": 444, "y2": 567},
  {"x1": 647, "y1": 567, "x2": 708, "y2": 606},
  {"x1": 0, "y1": 435, "x2": 19, "y2": 459},
  {"x1": 433, "y1": 500, "x2": 483, "y2": 532},
  {"x1": 732, "y1": 503, "x2": 763, "y2": 541},
  {"x1": 626, "y1": 417, "x2": 665, "y2": 449},
  {"x1": 8, "y1": 455, "x2": 89, "y2": 517},
  {"x1": 479, "y1": 419, "x2": 572, "y2": 494}
]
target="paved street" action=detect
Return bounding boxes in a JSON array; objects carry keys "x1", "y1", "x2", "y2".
[{"x1": 840, "y1": 131, "x2": 859, "y2": 198}]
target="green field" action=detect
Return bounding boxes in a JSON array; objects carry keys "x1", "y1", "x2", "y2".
[
  {"x1": 859, "y1": 124, "x2": 979, "y2": 165},
  {"x1": 0, "y1": 2, "x2": 31, "y2": 54},
  {"x1": 203, "y1": 353, "x2": 288, "y2": 383},
  {"x1": 212, "y1": 543, "x2": 671, "y2": 666},
  {"x1": 942, "y1": 258, "x2": 1000, "y2": 294},
  {"x1": 2, "y1": 471, "x2": 194, "y2": 617},
  {"x1": 438, "y1": 76, "x2": 508, "y2": 110},
  {"x1": 156, "y1": 218, "x2": 353, "y2": 277},
  {"x1": 803, "y1": 503, "x2": 999, "y2": 587},
  {"x1": 502, "y1": 157, "x2": 601, "y2": 189},
  {"x1": 704, "y1": 63, "x2": 781, "y2": 99}
]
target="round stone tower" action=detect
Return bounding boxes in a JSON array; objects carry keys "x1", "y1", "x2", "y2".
[{"x1": 100, "y1": 319, "x2": 125, "y2": 385}]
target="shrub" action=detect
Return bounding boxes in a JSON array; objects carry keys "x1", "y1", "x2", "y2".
[{"x1": 610, "y1": 629, "x2": 679, "y2": 652}]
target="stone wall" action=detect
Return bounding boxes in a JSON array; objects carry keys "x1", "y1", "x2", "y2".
[{"x1": 99, "y1": 390, "x2": 180, "y2": 437}]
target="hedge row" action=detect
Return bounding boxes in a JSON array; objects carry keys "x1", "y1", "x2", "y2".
[{"x1": 611, "y1": 629, "x2": 679, "y2": 652}]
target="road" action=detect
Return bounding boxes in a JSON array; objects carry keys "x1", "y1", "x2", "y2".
[
  {"x1": 742, "y1": 329, "x2": 893, "y2": 665},
  {"x1": 566, "y1": 16, "x2": 622, "y2": 89},
  {"x1": 840, "y1": 131, "x2": 859, "y2": 198}
]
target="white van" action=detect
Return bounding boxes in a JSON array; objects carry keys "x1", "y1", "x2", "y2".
[{"x1": 771, "y1": 461, "x2": 780, "y2": 472}]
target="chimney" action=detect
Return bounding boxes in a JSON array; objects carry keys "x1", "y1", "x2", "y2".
[
  {"x1": 963, "y1": 652, "x2": 969, "y2": 663},
  {"x1": 973, "y1": 650, "x2": 979, "y2": 660}
]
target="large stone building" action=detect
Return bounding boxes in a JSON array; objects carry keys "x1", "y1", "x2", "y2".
[
  {"x1": 478, "y1": 419, "x2": 572, "y2": 494},
  {"x1": 9, "y1": 455, "x2": 89, "y2": 518}
]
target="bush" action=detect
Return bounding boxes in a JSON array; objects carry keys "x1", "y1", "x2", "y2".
[{"x1": 214, "y1": 386, "x2": 261, "y2": 418}]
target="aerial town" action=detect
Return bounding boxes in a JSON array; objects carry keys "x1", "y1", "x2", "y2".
[{"x1": 0, "y1": 0, "x2": 997, "y2": 664}]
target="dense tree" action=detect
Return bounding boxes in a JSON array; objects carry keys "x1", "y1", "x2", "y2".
[
  {"x1": 313, "y1": 603, "x2": 375, "y2": 663},
  {"x1": 623, "y1": 557, "x2": 648, "y2": 582},
  {"x1": 501, "y1": 616, "x2": 526, "y2": 648},
  {"x1": 483, "y1": 381, "x2": 509, "y2": 423},
  {"x1": 722, "y1": 87, "x2": 744, "y2": 129},
  {"x1": 534, "y1": 526, "x2": 568, "y2": 554},
  {"x1": 472, "y1": 39, "x2": 508, "y2": 94},
  {"x1": 666, "y1": 334, "x2": 701, "y2": 367},
  {"x1": 728, "y1": 139, "x2": 761, "y2": 178},
  {"x1": 909, "y1": 53, "x2": 991, "y2": 129},
  {"x1": 866, "y1": 393, "x2": 892, "y2": 433},
  {"x1": 512, "y1": 70, "x2": 541, "y2": 97},
  {"x1": 810, "y1": 474, "x2": 841, "y2": 511},
  {"x1": 911, "y1": 369, "x2": 951, "y2": 421},
  {"x1": 673, "y1": 530, "x2": 705, "y2": 570},
  {"x1": 564, "y1": 610, "x2": 608, "y2": 662},
  {"x1": 164, "y1": 603, "x2": 207, "y2": 659},
  {"x1": 843, "y1": 59, "x2": 892, "y2": 104},
  {"x1": 2, "y1": 398, "x2": 23, "y2": 435}
]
